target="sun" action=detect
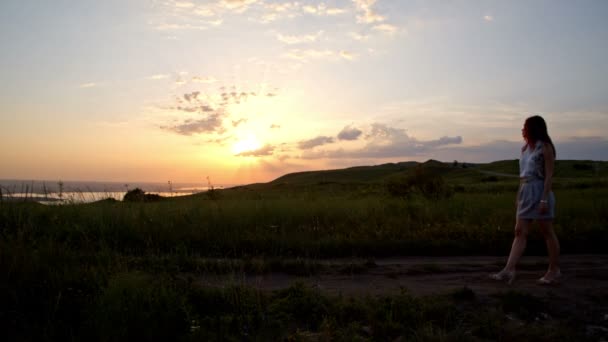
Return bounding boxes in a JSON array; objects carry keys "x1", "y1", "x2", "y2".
[{"x1": 232, "y1": 135, "x2": 262, "y2": 155}]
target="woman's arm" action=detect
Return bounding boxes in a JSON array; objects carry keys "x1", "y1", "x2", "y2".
[{"x1": 540, "y1": 143, "x2": 555, "y2": 212}]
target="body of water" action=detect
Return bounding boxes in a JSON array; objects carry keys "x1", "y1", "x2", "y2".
[{"x1": 0, "y1": 179, "x2": 236, "y2": 204}]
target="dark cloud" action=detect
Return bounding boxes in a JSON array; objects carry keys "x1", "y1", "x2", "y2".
[
  {"x1": 164, "y1": 85, "x2": 280, "y2": 138},
  {"x1": 175, "y1": 105, "x2": 214, "y2": 113},
  {"x1": 236, "y1": 144, "x2": 275, "y2": 157},
  {"x1": 298, "y1": 136, "x2": 335, "y2": 149},
  {"x1": 232, "y1": 118, "x2": 247, "y2": 127},
  {"x1": 433, "y1": 137, "x2": 608, "y2": 163},
  {"x1": 162, "y1": 114, "x2": 224, "y2": 136},
  {"x1": 555, "y1": 137, "x2": 608, "y2": 160},
  {"x1": 184, "y1": 91, "x2": 200, "y2": 102},
  {"x1": 337, "y1": 125, "x2": 362, "y2": 140},
  {"x1": 425, "y1": 136, "x2": 463, "y2": 148},
  {"x1": 301, "y1": 123, "x2": 462, "y2": 159},
  {"x1": 301, "y1": 136, "x2": 608, "y2": 163},
  {"x1": 270, "y1": 124, "x2": 281, "y2": 129}
]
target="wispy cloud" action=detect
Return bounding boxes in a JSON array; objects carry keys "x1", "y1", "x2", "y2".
[
  {"x1": 284, "y1": 49, "x2": 354, "y2": 62},
  {"x1": 338, "y1": 125, "x2": 363, "y2": 140},
  {"x1": 301, "y1": 123, "x2": 462, "y2": 159},
  {"x1": 147, "y1": 74, "x2": 170, "y2": 80},
  {"x1": 350, "y1": 32, "x2": 369, "y2": 41},
  {"x1": 236, "y1": 144, "x2": 275, "y2": 156},
  {"x1": 191, "y1": 76, "x2": 217, "y2": 83},
  {"x1": 232, "y1": 118, "x2": 248, "y2": 127},
  {"x1": 163, "y1": 83, "x2": 279, "y2": 138},
  {"x1": 219, "y1": 0, "x2": 259, "y2": 13},
  {"x1": 162, "y1": 114, "x2": 225, "y2": 135},
  {"x1": 372, "y1": 23, "x2": 397, "y2": 34},
  {"x1": 276, "y1": 31, "x2": 323, "y2": 44},
  {"x1": 339, "y1": 50, "x2": 356, "y2": 60},
  {"x1": 175, "y1": 1, "x2": 195, "y2": 9},
  {"x1": 79, "y1": 82, "x2": 98, "y2": 88},
  {"x1": 302, "y1": 3, "x2": 347, "y2": 16},
  {"x1": 298, "y1": 136, "x2": 335, "y2": 149},
  {"x1": 284, "y1": 49, "x2": 335, "y2": 61},
  {"x1": 353, "y1": 0, "x2": 385, "y2": 24}
]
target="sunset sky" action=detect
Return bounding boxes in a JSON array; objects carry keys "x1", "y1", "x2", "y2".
[{"x1": 1, "y1": 0, "x2": 607, "y2": 184}]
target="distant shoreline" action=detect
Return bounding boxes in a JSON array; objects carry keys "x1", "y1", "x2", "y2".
[{"x1": 0, "y1": 179, "x2": 235, "y2": 195}]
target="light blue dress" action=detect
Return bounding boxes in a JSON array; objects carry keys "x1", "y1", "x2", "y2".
[{"x1": 517, "y1": 141, "x2": 555, "y2": 220}]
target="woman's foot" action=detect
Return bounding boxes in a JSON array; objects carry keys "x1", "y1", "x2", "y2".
[
  {"x1": 538, "y1": 269, "x2": 562, "y2": 285},
  {"x1": 490, "y1": 269, "x2": 516, "y2": 285}
]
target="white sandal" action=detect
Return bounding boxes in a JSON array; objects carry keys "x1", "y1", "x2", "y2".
[{"x1": 490, "y1": 270, "x2": 516, "y2": 285}]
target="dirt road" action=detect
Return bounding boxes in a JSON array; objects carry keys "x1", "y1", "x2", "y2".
[{"x1": 196, "y1": 255, "x2": 608, "y2": 311}]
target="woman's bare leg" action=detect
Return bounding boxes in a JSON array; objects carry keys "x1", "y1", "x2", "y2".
[
  {"x1": 539, "y1": 220, "x2": 560, "y2": 276},
  {"x1": 504, "y1": 219, "x2": 531, "y2": 272}
]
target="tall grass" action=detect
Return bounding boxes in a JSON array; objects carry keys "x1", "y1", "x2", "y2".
[
  {"x1": 1, "y1": 187, "x2": 606, "y2": 258},
  {"x1": 1, "y1": 183, "x2": 606, "y2": 340}
]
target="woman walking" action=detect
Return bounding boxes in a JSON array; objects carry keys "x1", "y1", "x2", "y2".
[{"x1": 490, "y1": 115, "x2": 561, "y2": 285}]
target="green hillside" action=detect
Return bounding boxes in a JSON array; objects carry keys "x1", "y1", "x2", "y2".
[
  {"x1": 269, "y1": 161, "x2": 418, "y2": 185},
  {"x1": 215, "y1": 159, "x2": 608, "y2": 197}
]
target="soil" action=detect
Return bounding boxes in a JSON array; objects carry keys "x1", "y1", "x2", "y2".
[{"x1": 195, "y1": 254, "x2": 608, "y2": 317}]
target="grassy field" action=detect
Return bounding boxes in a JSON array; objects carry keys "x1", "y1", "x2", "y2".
[{"x1": 1, "y1": 160, "x2": 607, "y2": 340}]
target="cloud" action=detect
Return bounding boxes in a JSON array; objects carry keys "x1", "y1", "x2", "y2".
[
  {"x1": 338, "y1": 125, "x2": 363, "y2": 140},
  {"x1": 483, "y1": 15, "x2": 494, "y2": 22},
  {"x1": 162, "y1": 114, "x2": 225, "y2": 135},
  {"x1": 302, "y1": 123, "x2": 462, "y2": 159},
  {"x1": 175, "y1": 1, "x2": 195, "y2": 8},
  {"x1": 219, "y1": 0, "x2": 258, "y2": 13},
  {"x1": 276, "y1": 31, "x2": 323, "y2": 44},
  {"x1": 302, "y1": 3, "x2": 346, "y2": 16},
  {"x1": 192, "y1": 76, "x2": 217, "y2": 83},
  {"x1": 175, "y1": 105, "x2": 214, "y2": 113},
  {"x1": 183, "y1": 91, "x2": 200, "y2": 102},
  {"x1": 270, "y1": 124, "x2": 281, "y2": 129},
  {"x1": 147, "y1": 74, "x2": 170, "y2": 80},
  {"x1": 155, "y1": 23, "x2": 207, "y2": 31},
  {"x1": 353, "y1": 0, "x2": 385, "y2": 24},
  {"x1": 326, "y1": 7, "x2": 347, "y2": 15},
  {"x1": 350, "y1": 32, "x2": 369, "y2": 41},
  {"x1": 340, "y1": 50, "x2": 356, "y2": 60},
  {"x1": 232, "y1": 118, "x2": 247, "y2": 127},
  {"x1": 257, "y1": 1, "x2": 301, "y2": 23},
  {"x1": 236, "y1": 144, "x2": 274, "y2": 156},
  {"x1": 372, "y1": 23, "x2": 397, "y2": 34},
  {"x1": 298, "y1": 136, "x2": 335, "y2": 149},
  {"x1": 163, "y1": 83, "x2": 279, "y2": 138},
  {"x1": 79, "y1": 82, "x2": 98, "y2": 88},
  {"x1": 284, "y1": 49, "x2": 352, "y2": 62}
]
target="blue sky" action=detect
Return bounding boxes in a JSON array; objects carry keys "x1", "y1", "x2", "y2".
[{"x1": 1, "y1": 0, "x2": 607, "y2": 183}]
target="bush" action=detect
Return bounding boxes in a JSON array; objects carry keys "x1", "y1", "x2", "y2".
[
  {"x1": 123, "y1": 188, "x2": 145, "y2": 202},
  {"x1": 387, "y1": 166, "x2": 453, "y2": 199},
  {"x1": 123, "y1": 188, "x2": 165, "y2": 202}
]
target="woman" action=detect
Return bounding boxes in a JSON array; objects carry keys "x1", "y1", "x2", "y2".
[{"x1": 490, "y1": 115, "x2": 561, "y2": 285}]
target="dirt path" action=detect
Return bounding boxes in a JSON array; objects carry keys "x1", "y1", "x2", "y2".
[{"x1": 196, "y1": 255, "x2": 608, "y2": 310}]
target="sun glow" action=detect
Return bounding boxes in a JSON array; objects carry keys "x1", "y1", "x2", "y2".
[{"x1": 232, "y1": 135, "x2": 262, "y2": 155}]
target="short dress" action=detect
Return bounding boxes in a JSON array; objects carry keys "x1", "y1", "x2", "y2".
[{"x1": 517, "y1": 141, "x2": 555, "y2": 220}]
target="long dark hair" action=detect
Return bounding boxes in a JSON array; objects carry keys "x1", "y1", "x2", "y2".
[{"x1": 523, "y1": 115, "x2": 556, "y2": 157}]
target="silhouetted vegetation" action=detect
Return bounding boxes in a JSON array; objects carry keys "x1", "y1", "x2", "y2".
[
  {"x1": 1, "y1": 159, "x2": 607, "y2": 340},
  {"x1": 387, "y1": 165, "x2": 453, "y2": 199},
  {"x1": 123, "y1": 188, "x2": 165, "y2": 202}
]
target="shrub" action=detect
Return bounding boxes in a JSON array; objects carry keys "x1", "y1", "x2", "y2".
[
  {"x1": 386, "y1": 166, "x2": 453, "y2": 199},
  {"x1": 123, "y1": 188, "x2": 145, "y2": 202},
  {"x1": 123, "y1": 188, "x2": 165, "y2": 202}
]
